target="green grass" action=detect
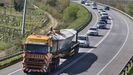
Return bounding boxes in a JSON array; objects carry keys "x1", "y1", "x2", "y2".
[
  {"x1": 0, "y1": 4, "x2": 46, "y2": 51},
  {"x1": 0, "y1": 41, "x2": 11, "y2": 52},
  {"x1": 0, "y1": 54, "x2": 22, "y2": 67},
  {"x1": 63, "y1": 3, "x2": 90, "y2": 29},
  {"x1": 128, "y1": 66, "x2": 133, "y2": 75}
]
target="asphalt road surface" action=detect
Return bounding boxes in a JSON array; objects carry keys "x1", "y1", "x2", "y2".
[{"x1": 0, "y1": 0, "x2": 133, "y2": 75}]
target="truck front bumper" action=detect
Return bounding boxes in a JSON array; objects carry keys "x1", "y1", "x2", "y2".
[{"x1": 22, "y1": 67, "x2": 48, "y2": 73}]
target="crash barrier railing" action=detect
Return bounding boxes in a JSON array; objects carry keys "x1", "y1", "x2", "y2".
[
  {"x1": 119, "y1": 56, "x2": 133, "y2": 75},
  {"x1": 0, "y1": 3, "x2": 92, "y2": 62},
  {"x1": 0, "y1": 51, "x2": 22, "y2": 61},
  {"x1": 96, "y1": 2, "x2": 133, "y2": 75}
]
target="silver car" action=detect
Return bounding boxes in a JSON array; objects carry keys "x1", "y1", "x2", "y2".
[
  {"x1": 87, "y1": 27, "x2": 99, "y2": 36},
  {"x1": 78, "y1": 35, "x2": 90, "y2": 47},
  {"x1": 97, "y1": 21, "x2": 107, "y2": 29}
]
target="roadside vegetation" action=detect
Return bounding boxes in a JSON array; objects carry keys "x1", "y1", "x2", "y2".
[
  {"x1": 128, "y1": 67, "x2": 133, "y2": 75},
  {"x1": 0, "y1": 3, "x2": 47, "y2": 59},
  {"x1": 0, "y1": 54, "x2": 22, "y2": 69}
]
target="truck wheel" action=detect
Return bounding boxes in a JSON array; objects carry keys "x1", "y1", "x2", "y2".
[
  {"x1": 74, "y1": 47, "x2": 79, "y2": 54},
  {"x1": 23, "y1": 70, "x2": 28, "y2": 73},
  {"x1": 50, "y1": 58, "x2": 60, "y2": 72}
]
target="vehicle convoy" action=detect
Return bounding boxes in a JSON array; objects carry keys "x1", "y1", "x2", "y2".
[{"x1": 22, "y1": 28, "x2": 79, "y2": 74}]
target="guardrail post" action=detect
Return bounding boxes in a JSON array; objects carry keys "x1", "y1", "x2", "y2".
[
  {"x1": 123, "y1": 70, "x2": 126, "y2": 75},
  {"x1": 120, "y1": 70, "x2": 125, "y2": 75},
  {"x1": 125, "y1": 66, "x2": 128, "y2": 75},
  {"x1": 131, "y1": 59, "x2": 133, "y2": 66}
]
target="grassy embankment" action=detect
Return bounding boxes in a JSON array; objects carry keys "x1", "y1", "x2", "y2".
[{"x1": 128, "y1": 67, "x2": 133, "y2": 75}]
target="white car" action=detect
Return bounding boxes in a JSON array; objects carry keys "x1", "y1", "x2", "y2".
[
  {"x1": 100, "y1": 11, "x2": 107, "y2": 15},
  {"x1": 85, "y1": 2, "x2": 90, "y2": 6},
  {"x1": 101, "y1": 12, "x2": 108, "y2": 16},
  {"x1": 97, "y1": 21, "x2": 107, "y2": 29},
  {"x1": 98, "y1": 8, "x2": 104, "y2": 13},
  {"x1": 78, "y1": 35, "x2": 90, "y2": 47},
  {"x1": 87, "y1": 27, "x2": 99, "y2": 36},
  {"x1": 92, "y1": 5, "x2": 97, "y2": 9}
]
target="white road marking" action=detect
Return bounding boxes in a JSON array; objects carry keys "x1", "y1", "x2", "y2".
[
  {"x1": 97, "y1": 11, "x2": 129, "y2": 75},
  {"x1": 54, "y1": 9, "x2": 114, "y2": 75},
  {"x1": 8, "y1": 69, "x2": 21, "y2": 75}
]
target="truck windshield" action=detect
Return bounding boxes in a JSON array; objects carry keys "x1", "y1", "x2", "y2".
[{"x1": 25, "y1": 44, "x2": 48, "y2": 54}]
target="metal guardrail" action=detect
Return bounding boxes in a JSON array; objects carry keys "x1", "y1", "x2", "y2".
[
  {"x1": 119, "y1": 56, "x2": 133, "y2": 75},
  {"x1": 97, "y1": 2, "x2": 133, "y2": 75},
  {"x1": 0, "y1": 51, "x2": 22, "y2": 61}
]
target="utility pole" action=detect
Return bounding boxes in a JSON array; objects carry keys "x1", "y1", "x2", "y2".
[
  {"x1": 21, "y1": 0, "x2": 27, "y2": 37},
  {"x1": 4, "y1": 0, "x2": 6, "y2": 15}
]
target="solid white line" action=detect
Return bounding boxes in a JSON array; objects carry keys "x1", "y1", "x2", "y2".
[
  {"x1": 8, "y1": 69, "x2": 21, "y2": 75},
  {"x1": 54, "y1": 11, "x2": 113, "y2": 75},
  {"x1": 97, "y1": 11, "x2": 129, "y2": 75}
]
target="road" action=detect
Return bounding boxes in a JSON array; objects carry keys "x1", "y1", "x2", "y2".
[{"x1": 1, "y1": 0, "x2": 133, "y2": 75}]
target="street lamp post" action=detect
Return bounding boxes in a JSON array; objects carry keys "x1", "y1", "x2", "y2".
[{"x1": 21, "y1": 0, "x2": 27, "y2": 37}]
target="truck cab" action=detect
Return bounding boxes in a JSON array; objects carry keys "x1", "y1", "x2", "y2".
[
  {"x1": 22, "y1": 35, "x2": 53, "y2": 73},
  {"x1": 22, "y1": 29, "x2": 79, "y2": 74}
]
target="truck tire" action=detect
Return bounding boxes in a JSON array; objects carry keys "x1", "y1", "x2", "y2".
[
  {"x1": 23, "y1": 70, "x2": 30, "y2": 75},
  {"x1": 49, "y1": 58, "x2": 60, "y2": 72},
  {"x1": 74, "y1": 46, "x2": 79, "y2": 54},
  {"x1": 23, "y1": 70, "x2": 28, "y2": 73}
]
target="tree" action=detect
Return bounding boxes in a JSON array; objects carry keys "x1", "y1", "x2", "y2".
[
  {"x1": 128, "y1": 3, "x2": 133, "y2": 16},
  {"x1": 63, "y1": 4, "x2": 79, "y2": 20},
  {"x1": 56, "y1": 0, "x2": 70, "y2": 12},
  {"x1": 14, "y1": 0, "x2": 24, "y2": 12}
]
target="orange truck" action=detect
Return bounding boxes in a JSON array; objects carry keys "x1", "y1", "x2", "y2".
[{"x1": 22, "y1": 29, "x2": 79, "y2": 74}]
